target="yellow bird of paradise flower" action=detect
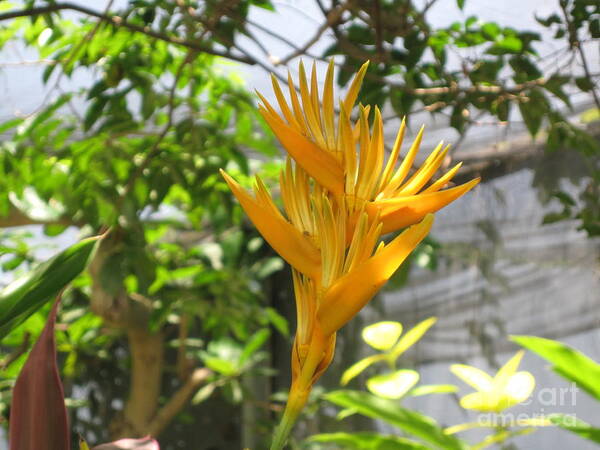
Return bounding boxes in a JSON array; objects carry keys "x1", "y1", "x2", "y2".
[{"x1": 220, "y1": 60, "x2": 480, "y2": 449}]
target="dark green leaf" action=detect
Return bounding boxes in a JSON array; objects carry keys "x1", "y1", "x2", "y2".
[
  {"x1": 575, "y1": 77, "x2": 595, "y2": 92},
  {"x1": 518, "y1": 89, "x2": 548, "y2": 136}
]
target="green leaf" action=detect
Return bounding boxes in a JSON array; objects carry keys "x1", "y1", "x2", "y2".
[
  {"x1": 307, "y1": 432, "x2": 429, "y2": 449},
  {"x1": 575, "y1": 77, "x2": 595, "y2": 92},
  {"x1": 456, "y1": 0, "x2": 465, "y2": 10},
  {"x1": 518, "y1": 89, "x2": 548, "y2": 136},
  {"x1": 390, "y1": 317, "x2": 437, "y2": 360},
  {"x1": 511, "y1": 335, "x2": 600, "y2": 401},
  {"x1": 0, "y1": 117, "x2": 24, "y2": 134},
  {"x1": 362, "y1": 321, "x2": 403, "y2": 350},
  {"x1": 549, "y1": 414, "x2": 600, "y2": 444},
  {"x1": 340, "y1": 354, "x2": 387, "y2": 386},
  {"x1": 408, "y1": 384, "x2": 459, "y2": 397},
  {"x1": 203, "y1": 357, "x2": 237, "y2": 376},
  {"x1": 192, "y1": 383, "x2": 216, "y2": 405},
  {"x1": 544, "y1": 75, "x2": 571, "y2": 107},
  {"x1": 366, "y1": 370, "x2": 420, "y2": 399},
  {"x1": 239, "y1": 328, "x2": 270, "y2": 365},
  {"x1": 265, "y1": 307, "x2": 289, "y2": 337},
  {"x1": 481, "y1": 22, "x2": 501, "y2": 40},
  {"x1": 0, "y1": 237, "x2": 99, "y2": 339},
  {"x1": 472, "y1": 427, "x2": 535, "y2": 450},
  {"x1": 325, "y1": 390, "x2": 468, "y2": 450},
  {"x1": 490, "y1": 36, "x2": 523, "y2": 54}
]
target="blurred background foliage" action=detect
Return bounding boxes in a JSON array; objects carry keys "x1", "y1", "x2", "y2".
[{"x1": 0, "y1": 0, "x2": 597, "y2": 448}]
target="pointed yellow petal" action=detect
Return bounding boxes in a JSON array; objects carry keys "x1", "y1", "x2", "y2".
[
  {"x1": 220, "y1": 170, "x2": 321, "y2": 277},
  {"x1": 270, "y1": 73, "x2": 301, "y2": 130},
  {"x1": 259, "y1": 110, "x2": 344, "y2": 195},
  {"x1": 378, "y1": 117, "x2": 406, "y2": 193},
  {"x1": 317, "y1": 215, "x2": 433, "y2": 335},
  {"x1": 322, "y1": 60, "x2": 336, "y2": 150},
  {"x1": 398, "y1": 144, "x2": 450, "y2": 195},
  {"x1": 422, "y1": 162, "x2": 462, "y2": 193},
  {"x1": 381, "y1": 125, "x2": 425, "y2": 197},
  {"x1": 256, "y1": 91, "x2": 280, "y2": 117},
  {"x1": 310, "y1": 62, "x2": 323, "y2": 135},
  {"x1": 299, "y1": 61, "x2": 326, "y2": 148},
  {"x1": 287, "y1": 70, "x2": 307, "y2": 133},
  {"x1": 363, "y1": 106, "x2": 385, "y2": 199},
  {"x1": 355, "y1": 106, "x2": 371, "y2": 197},
  {"x1": 343, "y1": 61, "x2": 369, "y2": 113},
  {"x1": 339, "y1": 103, "x2": 357, "y2": 197},
  {"x1": 370, "y1": 178, "x2": 480, "y2": 234}
]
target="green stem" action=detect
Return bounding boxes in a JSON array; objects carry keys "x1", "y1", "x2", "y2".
[
  {"x1": 270, "y1": 385, "x2": 309, "y2": 450},
  {"x1": 270, "y1": 405, "x2": 299, "y2": 450}
]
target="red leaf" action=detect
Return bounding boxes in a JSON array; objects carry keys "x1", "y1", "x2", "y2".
[
  {"x1": 9, "y1": 298, "x2": 70, "y2": 450},
  {"x1": 92, "y1": 438, "x2": 160, "y2": 450}
]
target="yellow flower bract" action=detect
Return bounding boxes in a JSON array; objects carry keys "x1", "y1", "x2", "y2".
[{"x1": 220, "y1": 60, "x2": 480, "y2": 449}]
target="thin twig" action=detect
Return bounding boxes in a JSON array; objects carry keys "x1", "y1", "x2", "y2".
[
  {"x1": 146, "y1": 367, "x2": 212, "y2": 436},
  {"x1": 276, "y1": 2, "x2": 350, "y2": 66},
  {"x1": 559, "y1": 1, "x2": 600, "y2": 109},
  {"x1": 116, "y1": 51, "x2": 194, "y2": 213},
  {"x1": 0, "y1": 2, "x2": 252, "y2": 64},
  {"x1": 1, "y1": 332, "x2": 30, "y2": 370}
]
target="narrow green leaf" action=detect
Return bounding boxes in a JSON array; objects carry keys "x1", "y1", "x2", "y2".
[
  {"x1": 408, "y1": 384, "x2": 459, "y2": 397},
  {"x1": 511, "y1": 335, "x2": 600, "y2": 401},
  {"x1": 325, "y1": 390, "x2": 468, "y2": 450},
  {"x1": 307, "y1": 432, "x2": 429, "y2": 449},
  {"x1": 391, "y1": 317, "x2": 437, "y2": 360},
  {"x1": 549, "y1": 414, "x2": 600, "y2": 444},
  {"x1": 239, "y1": 328, "x2": 270, "y2": 365},
  {"x1": 340, "y1": 354, "x2": 387, "y2": 386},
  {"x1": 0, "y1": 237, "x2": 99, "y2": 339}
]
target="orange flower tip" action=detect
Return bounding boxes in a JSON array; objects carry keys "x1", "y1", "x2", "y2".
[{"x1": 219, "y1": 169, "x2": 238, "y2": 188}]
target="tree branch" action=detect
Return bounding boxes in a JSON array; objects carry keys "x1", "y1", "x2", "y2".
[
  {"x1": 146, "y1": 368, "x2": 212, "y2": 437},
  {"x1": 276, "y1": 2, "x2": 350, "y2": 66},
  {"x1": 0, "y1": 2, "x2": 253, "y2": 64}
]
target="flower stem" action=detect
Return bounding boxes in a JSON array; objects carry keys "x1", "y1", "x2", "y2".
[{"x1": 270, "y1": 386, "x2": 309, "y2": 450}]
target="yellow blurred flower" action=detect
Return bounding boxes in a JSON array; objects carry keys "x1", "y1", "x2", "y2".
[
  {"x1": 451, "y1": 350, "x2": 536, "y2": 413},
  {"x1": 221, "y1": 60, "x2": 479, "y2": 449}
]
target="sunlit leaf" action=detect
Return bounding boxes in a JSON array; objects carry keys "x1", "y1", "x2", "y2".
[
  {"x1": 92, "y1": 438, "x2": 160, "y2": 450},
  {"x1": 408, "y1": 384, "x2": 458, "y2": 397},
  {"x1": 307, "y1": 431, "x2": 429, "y2": 449},
  {"x1": 512, "y1": 335, "x2": 600, "y2": 401},
  {"x1": 549, "y1": 414, "x2": 600, "y2": 444},
  {"x1": 390, "y1": 317, "x2": 437, "y2": 359},
  {"x1": 340, "y1": 354, "x2": 387, "y2": 386},
  {"x1": 366, "y1": 370, "x2": 420, "y2": 399},
  {"x1": 325, "y1": 390, "x2": 468, "y2": 450},
  {"x1": 0, "y1": 237, "x2": 99, "y2": 339},
  {"x1": 361, "y1": 321, "x2": 403, "y2": 350}
]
